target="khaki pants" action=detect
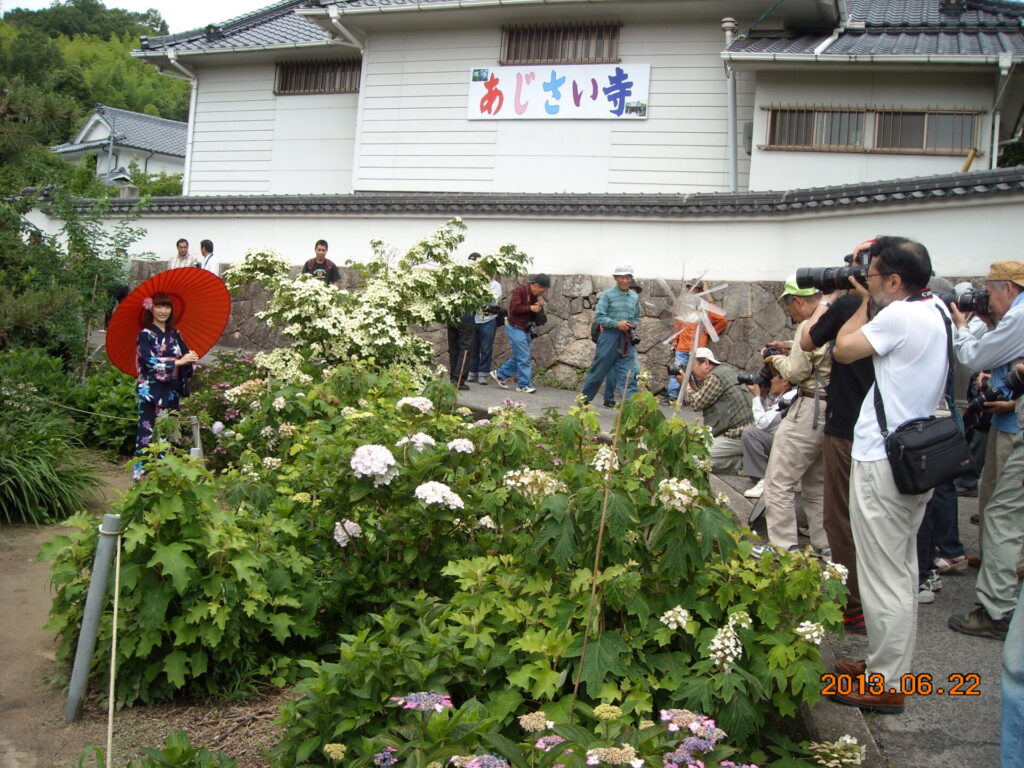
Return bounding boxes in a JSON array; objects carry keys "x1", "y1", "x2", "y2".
[
  {"x1": 710, "y1": 435, "x2": 744, "y2": 474},
  {"x1": 980, "y1": 428, "x2": 1016, "y2": 555},
  {"x1": 978, "y1": 411, "x2": 1024, "y2": 620},
  {"x1": 764, "y1": 395, "x2": 827, "y2": 550},
  {"x1": 822, "y1": 434, "x2": 861, "y2": 615},
  {"x1": 850, "y1": 458, "x2": 932, "y2": 688}
]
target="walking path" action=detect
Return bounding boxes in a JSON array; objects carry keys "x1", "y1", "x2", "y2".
[{"x1": 457, "y1": 382, "x2": 1003, "y2": 768}]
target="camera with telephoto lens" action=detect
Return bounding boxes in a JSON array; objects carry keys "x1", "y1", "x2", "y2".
[
  {"x1": 795, "y1": 265, "x2": 867, "y2": 292},
  {"x1": 667, "y1": 363, "x2": 683, "y2": 377},
  {"x1": 936, "y1": 288, "x2": 991, "y2": 316},
  {"x1": 963, "y1": 383, "x2": 1002, "y2": 432},
  {"x1": 737, "y1": 371, "x2": 770, "y2": 387}
]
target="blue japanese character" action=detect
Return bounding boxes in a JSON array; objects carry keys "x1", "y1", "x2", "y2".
[
  {"x1": 542, "y1": 70, "x2": 566, "y2": 115},
  {"x1": 602, "y1": 66, "x2": 634, "y2": 117}
]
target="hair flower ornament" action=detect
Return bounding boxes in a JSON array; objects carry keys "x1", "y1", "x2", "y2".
[{"x1": 142, "y1": 297, "x2": 153, "y2": 310}]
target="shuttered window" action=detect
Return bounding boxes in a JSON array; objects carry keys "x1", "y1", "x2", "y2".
[
  {"x1": 275, "y1": 59, "x2": 361, "y2": 95},
  {"x1": 875, "y1": 110, "x2": 976, "y2": 153},
  {"x1": 500, "y1": 23, "x2": 621, "y2": 65}
]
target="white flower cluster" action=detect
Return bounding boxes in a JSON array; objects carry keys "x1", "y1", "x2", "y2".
[
  {"x1": 659, "y1": 605, "x2": 691, "y2": 631},
  {"x1": 591, "y1": 446, "x2": 619, "y2": 473},
  {"x1": 414, "y1": 481, "x2": 464, "y2": 509},
  {"x1": 447, "y1": 438, "x2": 474, "y2": 454},
  {"x1": 795, "y1": 621, "x2": 825, "y2": 645},
  {"x1": 224, "y1": 378, "x2": 265, "y2": 404},
  {"x1": 656, "y1": 477, "x2": 698, "y2": 512},
  {"x1": 273, "y1": 396, "x2": 286, "y2": 411},
  {"x1": 397, "y1": 433, "x2": 436, "y2": 452},
  {"x1": 708, "y1": 611, "x2": 753, "y2": 673},
  {"x1": 823, "y1": 561, "x2": 849, "y2": 585},
  {"x1": 262, "y1": 456, "x2": 282, "y2": 470},
  {"x1": 478, "y1": 515, "x2": 497, "y2": 530},
  {"x1": 397, "y1": 396, "x2": 433, "y2": 414},
  {"x1": 333, "y1": 519, "x2": 363, "y2": 548},
  {"x1": 278, "y1": 422, "x2": 298, "y2": 438},
  {"x1": 715, "y1": 492, "x2": 730, "y2": 506},
  {"x1": 504, "y1": 468, "x2": 566, "y2": 501},
  {"x1": 350, "y1": 444, "x2": 399, "y2": 486},
  {"x1": 488, "y1": 399, "x2": 527, "y2": 415},
  {"x1": 468, "y1": 419, "x2": 491, "y2": 428},
  {"x1": 254, "y1": 348, "x2": 313, "y2": 385},
  {"x1": 809, "y1": 734, "x2": 865, "y2": 767},
  {"x1": 260, "y1": 426, "x2": 276, "y2": 439}
]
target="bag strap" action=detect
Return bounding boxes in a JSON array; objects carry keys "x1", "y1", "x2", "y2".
[{"x1": 873, "y1": 299, "x2": 959, "y2": 438}]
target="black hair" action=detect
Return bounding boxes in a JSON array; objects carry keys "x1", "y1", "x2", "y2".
[
  {"x1": 200, "y1": 239, "x2": 213, "y2": 253},
  {"x1": 869, "y1": 236, "x2": 932, "y2": 294},
  {"x1": 176, "y1": 238, "x2": 188, "y2": 247},
  {"x1": 143, "y1": 292, "x2": 174, "y2": 329},
  {"x1": 315, "y1": 239, "x2": 328, "y2": 249}
]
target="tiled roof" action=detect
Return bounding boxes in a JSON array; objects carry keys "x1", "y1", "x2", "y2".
[
  {"x1": 75, "y1": 167, "x2": 1024, "y2": 218},
  {"x1": 729, "y1": 0, "x2": 1024, "y2": 58},
  {"x1": 140, "y1": 0, "x2": 330, "y2": 53},
  {"x1": 51, "y1": 106, "x2": 187, "y2": 157}
]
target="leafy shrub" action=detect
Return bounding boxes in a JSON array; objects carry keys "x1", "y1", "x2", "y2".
[
  {"x1": 0, "y1": 405, "x2": 97, "y2": 524},
  {"x1": 78, "y1": 731, "x2": 239, "y2": 768},
  {"x1": 43, "y1": 453, "x2": 321, "y2": 706},
  {"x1": 68, "y1": 360, "x2": 138, "y2": 454},
  {"x1": 0, "y1": 345, "x2": 70, "y2": 404}
]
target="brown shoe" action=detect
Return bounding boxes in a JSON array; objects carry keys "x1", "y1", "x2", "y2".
[
  {"x1": 834, "y1": 657, "x2": 866, "y2": 676},
  {"x1": 967, "y1": 555, "x2": 981, "y2": 568},
  {"x1": 832, "y1": 688, "x2": 905, "y2": 714}
]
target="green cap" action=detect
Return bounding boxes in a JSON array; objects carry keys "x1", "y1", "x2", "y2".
[{"x1": 779, "y1": 274, "x2": 818, "y2": 301}]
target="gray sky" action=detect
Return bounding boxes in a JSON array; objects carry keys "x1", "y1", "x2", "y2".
[{"x1": 0, "y1": 0, "x2": 267, "y2": 35}]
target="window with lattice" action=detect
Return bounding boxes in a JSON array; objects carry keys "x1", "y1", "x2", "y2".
[
  {"x1": 500, "y1": 23, "x2": 621, "y2": 65},
  {"x1": 275, "y1": 59, "x2": 361, "y2": 95}
]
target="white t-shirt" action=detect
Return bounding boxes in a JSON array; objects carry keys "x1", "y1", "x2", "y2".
[
  {"x1": 852, "y1": 296, "x2": 951, "y2": 462},
  {"x1": 474, "y1": 280, "x2": 503, "y2": 323}
]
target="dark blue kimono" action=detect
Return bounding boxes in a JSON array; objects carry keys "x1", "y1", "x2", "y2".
[{"x1": 133, "y1": 325, "x2": 192, "y2": 478}]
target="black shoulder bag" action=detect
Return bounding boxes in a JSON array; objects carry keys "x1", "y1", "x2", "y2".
[{"x1": 873, "y1": 300, "x2": 975, "y2": 495}]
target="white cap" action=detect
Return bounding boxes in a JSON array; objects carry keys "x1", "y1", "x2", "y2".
[
  {"x1": 612, "y1": 263, "x2": 634, "y2": 276},
  {"x1": 694, "y1": 346, "x2": 722, "y2": 365}
]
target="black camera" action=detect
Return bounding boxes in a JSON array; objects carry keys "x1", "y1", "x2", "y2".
[
  {"x1": 963, "y1": 383, "x2": 1001, "y2": 432},
  {"x1": 630, "y1": 334, "x2": 641, "y2": 347},
  {"x1": 762, "y1": 344, "x2": 786, "y2": 360},
  {"x1": 526, "y1": 321, "x2": 540, "y2": 340},
  {"x1": 795, "y1": 265, "x2": 867, "y2": 292},
  {"x1": 937, "y1": 288, "x2": 991, "y2": 316},
  {"x1": 667, "y1": 363, "x2": 683, "y2": 377},
  {"x1": 737, "y1": 371, "x2": 770, "y2": 387}
]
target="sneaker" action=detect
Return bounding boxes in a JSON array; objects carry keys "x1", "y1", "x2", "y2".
[
  {"x1": 490, "y1": 370, "x2": 509, "y2": 389},
  {"x1": 948, "y1": 605, "x2": 1010, "y2": 640},
  {"x1": 934, "y1": 555, "x2": 969, "y2": 574},
  {"x1": 477, "y1": 376, "x2": 488, "y2": 385},
  {"x1": 465, "y1": 373, "x2": 477, "y2": 383},
  {"x1": 917, "y1": 582, "x2": 936, "y2": 604},
  {"x1": 743, "y1": 479, "x2": 765, "y2": 499},
  {"x1": 970, "y1": 513, "x2": 980, "y2": 526},
  {"x1": 516, "y1": 385, "x2": 536, "y2": 394},
  {"x1": 603, "y1": 401, "x2": 616, "y2": 409},
  {"x1": 812, "y1": 546, "x2": 832, "y2": 560}
]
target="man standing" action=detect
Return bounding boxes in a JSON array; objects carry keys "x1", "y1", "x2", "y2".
[
  {"x1": 581, "y1": 264, "x2": 641, "y2": 406},
  {"x1": 491, "y1": 274, "x2": 549, "y2": 394},
  {"x1": 199, "y1": 239, "x2": 218, "y2": 276},
  {"x1": 830, "y1": 236, "x2": 950, "y2": 714},
  {"x1": 302, "y1": 239, "x2": 340, "y2": 286},
  {"x1": 675, "y1": 347, "x2": 752, "y2": 472},
  {"x1": 665, "y1": 282, "x2": 728, "y2": 403},
  {"x1": 467, "y1": 252, "x2": 503, "y2": 385},
  {"x1": 167, "y1": 238, "x2": 199, "y2": 270},
  {"x1": 762, "y1": 278, "x2": 831, "y2": 557},
  {"x1": 947, "y1": 263, "x2": 1024, "y2": 640}
]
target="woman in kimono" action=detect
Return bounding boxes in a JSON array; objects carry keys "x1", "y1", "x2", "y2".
[{"x1": 133, "y1": 292, "x2": 198, "y2": 478}]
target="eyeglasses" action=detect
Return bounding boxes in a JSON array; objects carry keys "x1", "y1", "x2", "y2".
[{"x1": 864, "y1": 272, "x2": 886, "y2": 280}]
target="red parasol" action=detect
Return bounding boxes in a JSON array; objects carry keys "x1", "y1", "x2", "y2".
[{"x1": 106, "y1": 269, "x2": 232, "y2": 377}]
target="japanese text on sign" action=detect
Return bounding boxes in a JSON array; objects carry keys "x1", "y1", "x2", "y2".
[{"x1": 468, "y1": 64, "x2": 650, "y2": 120}]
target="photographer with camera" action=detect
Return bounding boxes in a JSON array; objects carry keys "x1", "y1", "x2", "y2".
[
  {"x1": 665, "y1": 281, "x2": 728, "y2": 404},
  {"x1": 676, "y1": 347, "x2": 753, "y2": 472},
  {"x1": 947, "y1": 262, "x2": 1024, "y2": 640},
  {"x1": 490, "y1": 274, "x2": 549, "y2": 394},
  {"x1": 829, "y1": 236, "x2": 951, "y2": 713},
  {"x1": 761, "y1": 277, "x2": 831, "y2": 558},
  {"x1": 739, "y1": 372, "x2": 798, "y2": 498},
  {"x1": 581, "y1": 264, "x2": 642, "y2": 407}
]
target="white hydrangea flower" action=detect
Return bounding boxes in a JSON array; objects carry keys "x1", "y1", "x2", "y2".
[
  {"x1": 478, "y1": 515, "x2": 497, "y2": 529},
  {"x1": 414, "y1": 481, "x2": 464, "y2": 509},
  {"x1": 504, "y1": 468, "x2": 567, "y2": 501},
  {"x1": 396, "y1": 432, "x2": 436, "y2": 452},
  {"x1": 397, "y1": 396, "x2": 433, "y2": 414},
  {"x1": 795, "y1": 621, "x2": 825, "y2": 645},
  {"x1": 824, "y1": 561, "x2": 850, "y2": 585},
  {"x1": 715, "y1": 491, "x2": 730, "y2": 506},
  {"x1": 447, "y1": 438, "x2": 474, "y2": 454},
  {"x1": 278, "y1": 422, "x2": 298, "y2": 438},
  {"x1": 211, "y1": 421, "x2": 224, "y2": 436},
  {"x1": 708, "y1": 624, "x2": 742, "y2": 672},
  {"x1": 656, "y1": 477, "x2": 698, "y2": 512},
  {"x1": 659, "y1": 605, "x2": 691, "y2": 631},
  {"x1": 260, "y1": 426, "x2": 276, "y2": 439},
  {"x1": 591, "y1": 446, "x2": 619, "y2": 473},
  {"x1": 249, "y1": 400, "x2": 262, "y2": 411},
  {"x1": 262, "y1": 456, "x2": 282, "y2": 470},
  {"x1": 350, "y1": 444, "x2": 398, "y2": 486},
  {"x1": 333, "y1": 519, "x2": 363, "y2": 548}
]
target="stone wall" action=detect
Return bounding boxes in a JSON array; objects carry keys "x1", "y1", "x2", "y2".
[{"x1": 130, "y1": 261, "x2": 792, "y2": 392}]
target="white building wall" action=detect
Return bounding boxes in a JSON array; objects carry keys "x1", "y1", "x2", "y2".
[
  {"x1": 748, "y1": 69, "x2": 993, "y2": 191},
  {"x1": 355, "y1": 21, "x2": 744, "y2": 194},
  {"x1": 187, "y1": 61, "x2": 359, "y2": 195},
  {"x1": 28, "y1": 197, "x2": 1021, "y2": 281}
]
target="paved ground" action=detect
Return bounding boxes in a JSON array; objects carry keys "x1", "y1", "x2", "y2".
[{"x1": 457, "y1": 380, "x2": 1005, "y2": 768}]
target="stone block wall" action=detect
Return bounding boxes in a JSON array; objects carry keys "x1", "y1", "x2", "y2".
[{"x1": 130, "y1": 261, "x2": 792, "y2": 392}]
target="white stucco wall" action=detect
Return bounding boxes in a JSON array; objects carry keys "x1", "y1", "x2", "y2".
[
  {"x1": 354, "y1": 21, "x2": 751, "y2": 194},
  {"x1": 747, "y1": 69, "x2": 994, "y2": 191},
  {"x1": 186, "y1": 61, "x2": 359, "y2": 195},
  {"x1": 27, "y1": 196, "x2": 1021, "y2": 281}
]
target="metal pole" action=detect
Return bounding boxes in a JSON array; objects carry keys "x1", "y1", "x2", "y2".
[
  {"x1": 722, "y1": 18, "x2": 739, "y2": 192},
  {"x1": 189, "y1": 415, "x2": 204, "y2": 459},
  {"x1": 65, "y1": 513, "x2": 122, "y2": 722}
]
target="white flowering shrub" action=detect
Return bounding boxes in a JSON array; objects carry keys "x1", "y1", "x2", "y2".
[{"x1": 224, "y1": 219, "x2": 530, "y2": 382}]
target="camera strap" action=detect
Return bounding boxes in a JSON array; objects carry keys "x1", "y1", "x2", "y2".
[{"x1": 873, "y1": 302, "x2": 962, "y2": 438}]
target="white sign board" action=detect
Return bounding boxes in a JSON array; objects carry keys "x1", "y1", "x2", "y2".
[{"x1": 467, "y1": 64, "x2": 650, "y2": 120}]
